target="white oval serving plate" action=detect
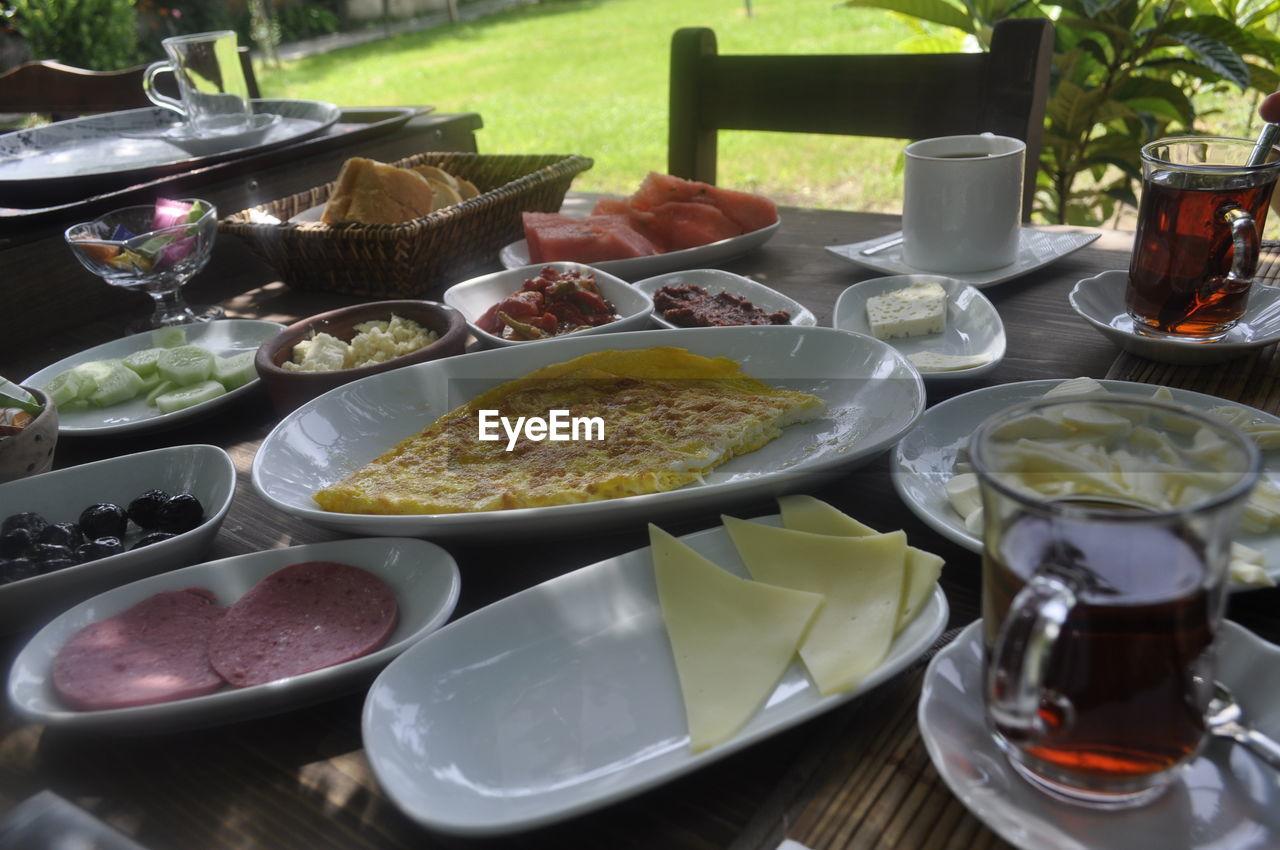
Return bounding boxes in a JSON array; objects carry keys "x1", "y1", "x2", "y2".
[
  {"x1": 8, "y1": 537, "x2": 460, "y2": 734},
  {"x1": 0, "y1": 444, "x2": 235, "y2": 634},
  {"x1": 24, "y1": 319, "x2": 284, "y2": 436},
  {"x1": 363, "y1": 515, "x2": 948, "y2": 836},
  {"x1": 251, "y1": 325, "x2": 925, "y2": 539}
]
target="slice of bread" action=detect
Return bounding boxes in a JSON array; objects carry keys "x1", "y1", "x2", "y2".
[{"x1": 321, "y1": 157, "x2": 436, "y2": 225}]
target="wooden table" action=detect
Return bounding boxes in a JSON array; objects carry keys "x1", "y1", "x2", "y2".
[{"x1": 2, "y1": 130, "x2": 1278, "y2": 849}]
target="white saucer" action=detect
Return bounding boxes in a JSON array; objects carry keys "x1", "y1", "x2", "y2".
[
  {"x1": 832, "y1": 274, "x2": 1005, "y2": 381},
  {"x1": 919, "y1": 620, "x2": 1280, "y2": 850},
  {"x1": 1070, "y1": 270, "x2": 1280, "y2": 364},
  {"x1": 826, "y1": 228, "x2": 1100, "y2": 289}
]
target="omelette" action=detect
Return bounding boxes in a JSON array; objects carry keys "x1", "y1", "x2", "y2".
[{"x1": 313, "y1": 347, "x2": 825, "y2": 514}]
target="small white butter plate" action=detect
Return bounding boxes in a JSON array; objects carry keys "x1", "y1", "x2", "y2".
[
  {"x1": 1069, "y1": 270, "x2": 1280, "y2": 365},
  {"x1": 826, "y1": 227, "x2": 1100, "y2": 288},
  {"x1": 832, "y1": 275, "x2": 1005, "y2": 381},
  {"x1": 633, "y1": 269, "x2": 816, "y2": 329}
]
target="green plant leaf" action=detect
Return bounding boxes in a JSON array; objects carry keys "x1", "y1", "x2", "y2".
[
  {"x1": 1113, "y1": 76, "x2": 1198, "y2": 124},
  {"x1": 1163, "y1": 28, "x2": 1251, "y2": 88},
  {"x1": 840, "y1": 0, "x2": 975, "y2": 32}
]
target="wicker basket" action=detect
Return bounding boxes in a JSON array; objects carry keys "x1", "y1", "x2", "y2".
[{"x1": 220, "y1": 152, "x2": 593, "y2": 298}]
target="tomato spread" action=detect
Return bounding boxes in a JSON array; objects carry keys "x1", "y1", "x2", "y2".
[
  {"x1": 653, "y1": 284, "x2": 790, "y2": 327},
  {"x1": 476, "y1": 267, "x2": 620, "y2": 340}
]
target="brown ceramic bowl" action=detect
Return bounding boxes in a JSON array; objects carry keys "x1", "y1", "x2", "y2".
[
  {"x1": 255, "y1": 300, "x2": 467, "y2": 414},
  {"x1": 0, "y1": 387, "x2": 58, "y2": 483}
]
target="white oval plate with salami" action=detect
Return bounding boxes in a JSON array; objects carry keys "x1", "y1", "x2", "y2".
[{"x1": 7, "y1": 537, "x2": 460, "y2": 734}]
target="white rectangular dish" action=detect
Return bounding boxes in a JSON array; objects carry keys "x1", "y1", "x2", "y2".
[{"x1": 251, "y1": 325, "x2": 925, "y2": 539}]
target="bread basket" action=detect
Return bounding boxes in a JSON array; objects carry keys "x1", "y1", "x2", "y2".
[{"x1": 220, "y1": 152, "x2": 593, "y2": 298}]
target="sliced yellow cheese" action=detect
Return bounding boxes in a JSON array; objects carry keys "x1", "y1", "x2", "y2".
[
  {"x1": 649, "y1": 524, "x2": 823, "y2": 752},
  {"x1": 777, "y1": 494, "x2": 943, "y2": 633},
  {"x1": 721, "y1": 514, "x2": 905, "y2": 695}
]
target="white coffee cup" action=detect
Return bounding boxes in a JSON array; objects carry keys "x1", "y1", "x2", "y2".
[
  {"x1": 901, "y1": 134, "x2": 1025, "y2": 273},
  {"x1": 143, "y1": 30, "x2": 253, "y2": 136}
]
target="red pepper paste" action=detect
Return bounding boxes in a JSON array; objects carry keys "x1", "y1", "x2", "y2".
[{"x1": 653, "y1": 284, "x2": 790, "y2": 328}]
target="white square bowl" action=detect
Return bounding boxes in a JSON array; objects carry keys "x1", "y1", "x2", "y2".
[{"x1": 443, "y1": 262, "x2": 654, "y2": 347}]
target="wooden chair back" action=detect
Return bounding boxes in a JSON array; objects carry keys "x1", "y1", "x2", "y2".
[
  {"x1": 668, "y1": 20, "x2": 1054, "y2": 220},
  {"x1": 0, "y1": 47, "x2": 261, "y2": 122}
]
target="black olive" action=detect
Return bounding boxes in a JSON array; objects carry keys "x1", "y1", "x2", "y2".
[
  {"x1": 79, "y1": 503, "x2": 129, "y2": 540},
  {"x1": 130, "y1": 531, "x2": 175, "y2": 550},
  {"x1": 36, "y1": 522, "x2": 84, "y2": 550},
  {"x1": 76, "y1": 536, "x2": 124, "y2": 562},
  {"x1": 34, "y1": 557, "x2": 77, "y2": 576},
  {"x1": 127, "y1": 490, "x2": 170, "y2": 530},
  {"x1": 0, "y1": 527, "x2": 33, "y2": 558},
  {"x1": 0, "y1": 557, "x2": 40, "y2": 584},
  {"x1": 159, "y1": 493, "x2": 205, "y2": 534},
  {"x1": 2, "y1": 512, "x2": 48, "y2": 538},
  {"x1": 29, "y1": 543, "x2": 75, "y2": 563}
]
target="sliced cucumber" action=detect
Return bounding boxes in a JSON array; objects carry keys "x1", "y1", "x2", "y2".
[
  {"x1": 87, "y1": 361, "x2": 145, "y2": 407},
  {"x1": 44, "y1": 370, "x2": 87, "y2": 406},
  {"x1": 145, "y1": 379, "x2": 177, "y2": 406},
  {"x1": 123, "y1": 347, "x2": 163, "y2": 377},
  {"x1": 214, "y1": 351, "x2": 257, "y2": 390},
  {"x1": 154, "y1": 380, "x2": 226, "y2": 414},
  {"x1": 158, "y1": 345, "x2": 214, "y2": 386},
  {"x1": 153, "y1": 326, "x2": 188, "y2": 348}
]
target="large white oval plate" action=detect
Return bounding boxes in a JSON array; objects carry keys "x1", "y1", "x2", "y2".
[
  {"x1": 251, "y1": 325, "x2": 925, "y2": 539},
  {"x1": 24, "y1": 319, "x2": 284, "y2": 436},
  {"x1": 362, "y1": 515, "x2": 948, "y2": 836},
  {"x1": 891, "y1": 379, "x2": 1280, "y2": 587},
  {"x1": 499, "y1": 220, "x2": 781, "y2": 281},
  {"x1": 832, "y1": 274, "x2": 1005, "y2": 381},
  {"x1": 8, "y1": 537, "x2": 460, "y2": 735}
]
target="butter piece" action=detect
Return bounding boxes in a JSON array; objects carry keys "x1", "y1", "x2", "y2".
[
  {"x1": 907, "y1": 351, "x2": 990, "y2": 372},
  {"x1": 866, "y1": 281, "x2": 946, "y2": 340},
  {"x1": 650, "y1": 524, "x2": 822, "y2": 752}
]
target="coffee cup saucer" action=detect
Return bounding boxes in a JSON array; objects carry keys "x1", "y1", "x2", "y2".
[
  {"x1": 122, "y1": 113, "x2": 282, "y2": 156},
  {"x1": 1070, "y1": 270, "x2": 1280, "y2": 365},
  {"x1": 919, "y1": 620, "x2": 1280, "y2": 850}
]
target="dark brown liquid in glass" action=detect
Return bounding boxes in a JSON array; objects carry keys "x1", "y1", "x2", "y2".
[
  {"x1": 983, "y1": 508, "x2": 1217, "y2": 779},
  {"x1": 1127, "y1": 177, "x2": 1276, "y2": 335}
]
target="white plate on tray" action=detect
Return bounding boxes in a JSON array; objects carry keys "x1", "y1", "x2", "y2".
[
  {"x1": 633, "y1": 268, "x2": 816, "y2": 328},
  {"x1": 890, "y1": 379, "x2": 1280, "y2": 588},
  {"x1": 362, "y1": 515, "x2": 949, "y2": 836},
  {"x1": 7, "y1": 537, "x2": 460, "y2": 735},
  {"x1": 1070, "y1": 270, "x2": 1280, "y2": 365},
  {"x1": 0, "y1": 445, "x2": 235, "y2": 635},
  {"x1": 919, "y1": 620, "x2": 1280, "y2": 850},
  {"x1": 251, "y1": 325, "x2": 925, "y2": 539},
  {"x1": 24, "y1": 319, "x2": 284, "y2": 436},
  {"x1": 832, "y1": 274, "x2": 1005, "y2": 381},
  {"x1": 826, "y1": 228, "x2": 1100, "y2": 289},
  {"x1": 0, "y1": 100, "x2": 340, "y2": 208},
  {"x1": 499, "y1": 220, "x2": 781, "y2": 281}
]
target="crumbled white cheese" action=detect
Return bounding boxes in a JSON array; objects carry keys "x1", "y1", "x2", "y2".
[
  {"x1": 866, "y1": 281, "x2": 946, "y2": 340},
  {"x1": 284, "y1": 314, "x2": 438, "y2": 372},
  {"x1": 907, "y1": 351, "x2": 991, "y2": 372}
]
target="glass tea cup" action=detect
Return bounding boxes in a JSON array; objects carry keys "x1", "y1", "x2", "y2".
[
  {"x1": 143, "y1": 30, "x2": 254, "y2": 136},
  {"x1": 971, "y1": 396, "x2": 1260, "y2": 809},
  {"x1": 1127, "y1": 136, "x2": 1280, "y2": 340}
]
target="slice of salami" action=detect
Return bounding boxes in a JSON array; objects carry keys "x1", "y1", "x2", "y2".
[
  {"x1": 207, "y1": 561, "x2": 398, "y2": 688},
  {"x1": 52, "y1": 588, "x2": 226, "y2": 711}
]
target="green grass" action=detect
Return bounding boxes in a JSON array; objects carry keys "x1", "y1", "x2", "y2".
[{"x1": 258, "y1": 0, "x2": 919, "y2": 211}]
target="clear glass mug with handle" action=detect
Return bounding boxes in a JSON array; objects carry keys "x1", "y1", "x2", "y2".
[
  {"x1": 143, "y1": 30, "x2": 253, "y2": 136},
  {"x1": 970, "y1": 395, "x2": 1260, "y2": 809}
]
